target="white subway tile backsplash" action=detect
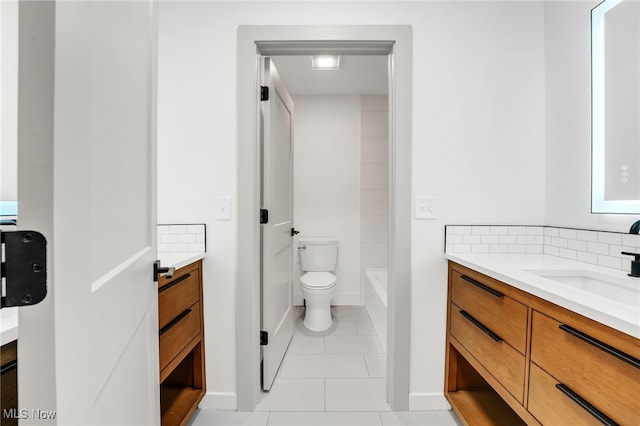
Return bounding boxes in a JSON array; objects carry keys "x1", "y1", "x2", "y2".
[
  {"x1": 472, "y1": 226, "x2": 491, "y2": 235},
  {"x1": 587, "y1": 241, "x2": 609, "y2": 255},
  {"x1": 361, "y1": 95, "x2": 388, "y2": 112},
  {"x1": 463, "y1": 235, "x2": 481, "y2": 244},
  {"x1": 598, "y1": 232, "x2": 622, "y2": 245},
  {"x1": 361, "y1": 139, "x2": 389, "y2": 164},
  {"x1": 567, "y1": 239, "x2": 587, "y2": 252},
  {"x1": 598, "y1": 255, "x2": 622, "y2": 270},
  {"x1": 545, "y1": 227, "x2": 560, "y2": 237},
  {"x1": 576, "y1": 251, "x2": 598, "y2": 264},
  {"x1": 558, "y1": 228, "x2": 577, "y2": 239},
  {"x1": 481, "y1": 235, "x2": 500, "y2": 244},
  {"x1": 158, "y1": 224, "x2": 206, "y2": 254},
  {"x1": 361, "y1": 111, "x2": 388, "y2": 138},
  {"x1": 577, "y1": 230, "x2": 599, "y2": 242},
  {"x1": 361, "y1": 190, "x2": 388, "y2": 216},
  {"x1": 361, "y1": 164, "x2": 388, "y2": 190},
  {"x1": 445, "y1": 224, "x2": 637, "y2": 274},
  {"x1": 499, "y1": 235, "x2": 517, "y2": 244},
  {"x1": 622, "y1": 234, "x2": 640, "y2": 248}
]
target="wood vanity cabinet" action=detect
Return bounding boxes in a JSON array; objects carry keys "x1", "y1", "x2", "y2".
[
  {"x1": 1, "y1": 341, "x2": 18, "y2": 426},
  {"x1": 445, "y1": 261, "x2": 640, "y2": 426},
  {"x1": 158, "y1": 259, "x2": 206, "y2": 426}
]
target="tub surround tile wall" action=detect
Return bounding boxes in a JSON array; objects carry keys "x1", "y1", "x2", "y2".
[
  {"x1": 445, "y1": 225, "x2": 640, "y2": 273},
  {"x1": 360, "y1": 95, "x2": 389, "y2": 304}
]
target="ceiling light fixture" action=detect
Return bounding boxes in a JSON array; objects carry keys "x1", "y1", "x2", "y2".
[{"x1": 311, "y1": 55, "x2": 340, "y2": 70}]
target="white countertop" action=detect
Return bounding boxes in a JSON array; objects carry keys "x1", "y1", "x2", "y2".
[
  {"x1": 446, "y1": 253, "x2": 640, "y2": 339},
  {"x1": 158, "y1": 252, "x2": 206, "y2": 271},
  {"x1": 1, "y1": 307, "x2": 19, "y2": 346}
]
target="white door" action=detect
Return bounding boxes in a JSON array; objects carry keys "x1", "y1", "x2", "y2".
[
  {"x1": 17, "y1": 2, "x2": 160, "y2": 424},
  {"x1": 261, "y1": 58, "x2": 295, "y2": 391}
]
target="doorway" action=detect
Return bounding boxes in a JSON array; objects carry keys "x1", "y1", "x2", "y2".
[{"x1": 236, "y1": 26, "x2": 412, "y2": 412}]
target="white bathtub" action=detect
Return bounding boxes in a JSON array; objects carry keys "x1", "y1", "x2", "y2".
[{"x1": 364, "y1": 268, "x2": 387, "y2": 353}]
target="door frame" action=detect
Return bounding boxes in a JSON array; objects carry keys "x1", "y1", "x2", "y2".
[{"x1": 236, "y1": 25, "x2": 412, "y2": 411}]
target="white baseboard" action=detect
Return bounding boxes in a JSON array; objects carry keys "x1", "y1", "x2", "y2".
[
  {"x1": 409, "y1": 393, "x2": 451, "y2": 411},
  {"x1": 198, "y1": 392, "x2": 237, "y2": 410}
]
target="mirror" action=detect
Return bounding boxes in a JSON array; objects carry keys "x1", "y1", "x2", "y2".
[{"x1": 591, "y1": 0, "x2": 640, "y2": 214}]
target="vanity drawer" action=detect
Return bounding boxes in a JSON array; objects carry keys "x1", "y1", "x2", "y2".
[
  {"x1": 530, "y1": 311, "x2": 640, "y2": 425},
  {"x1": 450, "y1": 302, "x2": 526, "y2": 403},
  {"x1": 451, "y1": 270, "x2": 528, "y2": 354},
  {"x1": 159, "y1": 303, "x2": 201, "y2": 372},
  {"x1": 158, "y1": 266, "x2": 200, "y2": 330},
  {"x1": 528, "y1": 362, "x2": 604, "y2": 426}
]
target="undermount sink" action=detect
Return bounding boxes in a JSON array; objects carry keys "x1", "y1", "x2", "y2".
[{"x1": 523, "y1": 269, "x2": 639, "y2": 306}]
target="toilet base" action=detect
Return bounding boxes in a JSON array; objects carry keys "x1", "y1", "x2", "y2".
[
  {"x1": 302, "y1": 297, "x2": 333, "y2": 332},
  {"x1": 303, "y1": 305, "x2": 332, "y2": 331}
]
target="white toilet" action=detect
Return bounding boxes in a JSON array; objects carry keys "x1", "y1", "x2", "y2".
[{"x1": 298, "y1": 237, "x2": 338, "y2": 332}]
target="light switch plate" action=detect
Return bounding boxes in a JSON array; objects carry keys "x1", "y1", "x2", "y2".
[
  {"x1": 216, "y1": 196, "x2": 231, "y2": 220},
  {"x1": 415, "y1": 196, "x2": 437, "y2": 219}
]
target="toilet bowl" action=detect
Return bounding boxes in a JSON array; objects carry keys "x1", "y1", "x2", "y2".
[
  {"x1": 300, "y1": 271, "x2": 337, "y2": 331},
  {"x1": 298, "y1": 238, "x2": 339, "y2": 332}
]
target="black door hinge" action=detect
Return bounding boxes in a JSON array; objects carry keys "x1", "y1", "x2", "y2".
[
  {"x1": 1, "y1": 231, "x2": 48, "y2": 307},
  {"x1": 260, "y1": 86, "x2": 269, "y2": 101},
  {"x1": 291, "y1": 228, "x2": 299, "y2": 237},
  {"x1": 260, "y1": 209, "x2": 269, "y2": 224},
  {"x1": 260, "y1": 330, "x2": 269, "y2": 345}
]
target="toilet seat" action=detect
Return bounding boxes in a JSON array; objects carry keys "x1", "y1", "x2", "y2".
[{"x1": 300, "y1": 272, "x2": 336, "y2": 290}]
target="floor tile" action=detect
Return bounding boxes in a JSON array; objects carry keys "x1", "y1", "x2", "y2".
[
  {"x1": 279, "y1": 353, "x2": 369, "y2": 378},
  {"x1": 287, "y1": 335, "x2": 324, "y2": 354},
  {"x1": 188, "y1": 410, "x2": 269, "y2": 426},
  {"x1": 325, "y1": 378, "x2": 391, "y2": 411},
  {"x1": 255, "y1": 378, "x2": 325, "y2": 412},
  {"x1": 267, "y1": 411, "x2": 382, "y2": 426},
  {"x1": 379, "y1": 411, "x2": 461, "y2": 426},
  {"x1": 325, "y1": 335, "x2": 383, "y2": 354},
  {"x1": 364, "y1": 353, "x2": 386, "y2": 377},
  {"x1": 355, "y1": 319, "x2": 376, "y2": 335}
]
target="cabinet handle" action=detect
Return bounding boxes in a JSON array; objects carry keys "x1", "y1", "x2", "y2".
[
  {"x1": 459, "y1": 310, "x2": 502, "y2": 343},
  {"x1": 460, "y1": 275, "x2": 504, "y2": 298},
  {"x1": 559, "y1": 324, "x2": 640, "y2": 370},
  {"x1": 158, "y1": 273, "x2": 191, "y2": 294},
  {"x1": 555, "y1": 383, "x2": 618, "y2": 426},
  {"x1": 159, "y1": 308, "x2": 192, "y2": 336},
  {"x1": 0, "y1": 360, "x2": 17, "y2": 376}
]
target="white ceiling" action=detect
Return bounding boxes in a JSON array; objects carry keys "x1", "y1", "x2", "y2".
[{"x1": 270, "y1": 55, "x2": 388, "y2": 96}]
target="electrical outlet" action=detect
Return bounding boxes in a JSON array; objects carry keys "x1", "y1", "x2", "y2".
[{"x1": 415, "y1": 196, "x2": 437, "y2": 219}]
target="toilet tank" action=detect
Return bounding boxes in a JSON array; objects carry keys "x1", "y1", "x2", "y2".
[{"x1": 299, "y1": 237, "x2": 338, "y2": 272}]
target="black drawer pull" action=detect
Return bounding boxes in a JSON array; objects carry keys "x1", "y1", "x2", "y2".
[
  {"x1": 1, "y1": 360, "x2": 17, "y2": 376},
  {"x1": 555, "y1": 383, "x2": 618, "y2": 426},
  {"x1": 158, "y1": 273, "x2": 191, "y2": 294},
  {"x1": 460, "y1": 275, "x2": 504, "y2": 298},
  {"x1": 159, "y1": 308, "x2": 192, "y2": 336},
  {"x1": 459, "y1": 310, "x2": 502, "y2": 343},
  {"x1": 559, "y1": 324, "x2": 640, "y2": 370}
]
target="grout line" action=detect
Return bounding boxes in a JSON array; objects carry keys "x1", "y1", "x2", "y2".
[{"x1": 323, "y1": 378, "x2": 327, "y2": 412}]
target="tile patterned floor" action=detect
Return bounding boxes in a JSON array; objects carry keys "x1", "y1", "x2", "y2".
[{"x1": 189, "y1": 307, "x2": 460, "y2": 426}]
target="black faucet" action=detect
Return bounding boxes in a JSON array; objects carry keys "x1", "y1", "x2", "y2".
[{"x1": 630, "y1": 220, "x2": 640, "y2": 234}]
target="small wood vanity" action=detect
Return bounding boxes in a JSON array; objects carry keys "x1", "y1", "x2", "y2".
[
  {"x1": 158, "y1": 259, "x2": 205, "y2": 426},
  {"x1": 1, "y1": 340, "x2": 18, "y2": 426},
  {"x1": 446, "y1": 261, "x2": 640, "y2": 425}
]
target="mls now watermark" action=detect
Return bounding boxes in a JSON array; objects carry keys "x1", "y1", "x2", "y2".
[{"x1": 3, "y1": 408, "x2": 57, "y2": 420}]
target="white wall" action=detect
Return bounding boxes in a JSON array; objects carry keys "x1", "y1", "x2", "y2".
[
  {"x1": 545, "y1": 1, "x2": 639, "y2": 232},
  {"x1": 292, "y1": 95, "x2": 361, "y2": 306},
  {"x1": 1, "y1": 1, "x2": 18, "y2": 201},
  {"x1": 157, "y1": 1, "x2": 546, "y2": 409}
]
